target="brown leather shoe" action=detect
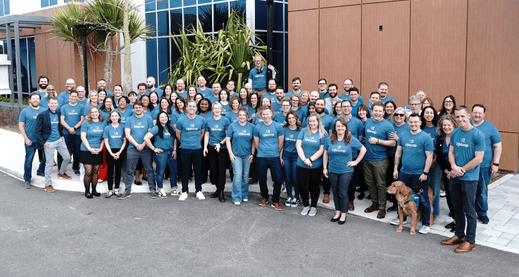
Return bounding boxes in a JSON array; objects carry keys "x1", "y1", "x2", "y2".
[
  {"x1": 323, "y1": 194, "x2": 330, "y2": 203},
  {"x1": 364, "y1": 202, "x2": 378, "y2": 213},
  {"x1": 455, "y1": 241, "x2": 476, "y2": 253},
  {"x1": 348, "y1": 202, "x2": 355, "y2": 211},
  {"x1": 308, "y1": 192, "x2": 311, "y2": 199},
  {"x1": 44, "y1": 185, "x2": 56, "y2": 193},
  {"x1": 58, "y1": 173, "x2": 72, "y2": 180},
  {"x1": 441, "y1": 235, "x2": 466, "y2": 245},
  {"x1": 248, "y1": 180, "x2": 257, "y2": 185},
  {"x1": 258, "y1": 198, "x2": 268, "y2": 206},
  {"x1": 271, "y1": 202, "x2": 282, "y2": 211},
  {"x1": 377, "y1": 209, "x2": 386, "y2": 219}
]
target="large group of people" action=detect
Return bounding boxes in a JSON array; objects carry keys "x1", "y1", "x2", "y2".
[{"x1": 19, "y1": 56, "x2": 502, "y2": 253}]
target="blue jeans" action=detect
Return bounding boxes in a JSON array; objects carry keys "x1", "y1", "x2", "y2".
[
  {"x1": 449, "y1": 179, "x2": 478, "y2": 244},
  {"x1": 398, "y1": 172, "x2": 431, "y2": 226},
  {"x1": 476, "y1": 167, "x2": 491, "y2": 218},
  {"x1": 329, "y1": 172, "x2": 353, "y2": 213},
  {"x1": 179, "y1": 148, "x2": 203, "y2": 193},
  {"x1": 282, "y1": 151, "x2": 299, "y2": 199},
  {"x1": 257, "y1": 157, "x2": 283, "y2": 203},
  {"x1": 428, "y1": 163, "x2": 442, "y2": 217},
  {"x1": 58, "y1": 134, "x2": 81, "y2": 171},
  {"x1": 23, "y1": 143, "x2": 46, "y2": 182},
  {"x1": 232, "y1": 154, "x2": 251, "y2": 202},
  {"x1": 154, "y1": 149, "x2": 178, "y2": 190},
  {"x1": 124, "y1": 147, "x2": 156, "y2": 193}
]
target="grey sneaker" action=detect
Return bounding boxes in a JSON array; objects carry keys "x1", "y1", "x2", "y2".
[
  {"x1": 25, "y1": 181, "x2": 31, "y2": 189},
  {"x1": 390, "y1": 217, "x2": 409, "y2": 226},
  {"x1": 301, "y1": 206, "x2": 310, "y2": 215},
  {"x1": 151, "y1": 190, "x2": 157, "y2": 199},
  {"x1": 118, "y1": 192, "x2": 130, "y2": 200},
  {"x1": 308, "y1": 208, "x2": 317, "y2": 217},
  {"x1": 291, "y1": 198, "x2": 300, "y2": 208},
  {"x1": 285, "y1": 197, "x2": 293, "y2": 207},
  {"x1": 105, "y1": 190, "x2": 113, "y2": 198},
  {"x1": 114, "y1": 189, "x2": 120, "y2": 197},
  {"x1": 418, "y1": 226, "x2": 430, "y2": 234}
]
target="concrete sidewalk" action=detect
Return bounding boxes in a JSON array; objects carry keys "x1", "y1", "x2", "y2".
[{"x1": 1, "y1": 128, "x2": 519, "y2": 254}]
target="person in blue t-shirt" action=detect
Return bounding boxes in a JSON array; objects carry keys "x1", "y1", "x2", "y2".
[
  {"x1": 289, "y1": 94, "x2": 306, "y2": 122},
  {"x1": 80, "y1": 106, "x2": 106, "y2": 198},
  {"x1": 58, "y1": 79, "x2": 76, "y2": 107},
  {"x1": 115, "y1": 96, "x2": 133, "y2": 125},
  {"x1": 254, "y1": 106, "x2": 284, "y2": 210},
  {"x1": 248, "y1": 55, "x2": 275, "y2": 97},
  {"x1": 323, "y1": 118, "x2": 366, "y2": 224},
  {"x1": 176, "y1": 100, "x2": 207, "y2": 201},
  {"x1": 274, "y1": 98, "x2": 291, "y2": 124},
  {"x1": 40, "y1": 84, "x2": 58, "y2": 109},
  {"x1": 205, "y1": 83, "x2": 221, "y2": 105},
  {"x1": 33, "y1": 75, "x2": 49, "y2": 100},
  {"x1": 103, "y1": 110, "x2": 127, "y2": 198},
  {"x1": 271, "y1": 86, "x2": 285, "y2": 114},
  {"x1": 59, "y1": 90, "x2": 84, "y2": 175},
  {"x1": 225, "y1": 96, "x2": 241, "y2": 123},
  {"x1": 282, "y1": 111, "x2": 302, "y2": 207},
  {"x1": 296, "y1": 113, "x2": 328, "y2": 216},
  {"x1": 203, "y1": 102, "x2": 231, "y2": 202},
  {"x1": 120, "y1": 100, "x2": 156, "y2": 199},
  {"x1": 197, "y1": 76, "x2": 213, "y2": 98},
  {"x1": 317, "y1": 78, "x2": 329, "y2": 99},
  {"x1": 144, "y1": 111, "x2": 178, "y2": 200},
  {"x1": 19, "y1": 92, "x2": 47, "y2": 187},
  {"x1": 260, "y1": 79, "x2": 278, "y2": 103},
  {"x1": 218, "y1": 90, "x2": 230, "y2": 116},
  {"x1": 441, "y1": 106, "x2": 485, "y2": 253},
  {"x1": 226, "y1": 108, "x2": 255, "y2": 204},
  {"x1": 363, "y1": 102, "x2": 396, "y2": 219},
  {"x1": 82, "y1": 90, "x2": 100, "y2": 117},
  {"x1": 376, "y1": 82, "x2": 395, "y2": 104},
  {"x1": 342, "y1": 87, "x2": 363, "y2": 117},
  {"x1": 471, "y1": 104, "x2": 502, "y2": 224},
  {"x1": 146, "y1": 77, "x2": 163, "y2": 97},
  {"x1": 393, "y1": 113, "x2": 434, "y2": 234}
]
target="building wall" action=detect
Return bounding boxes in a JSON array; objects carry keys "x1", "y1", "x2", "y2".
[{"x1": 288, "y1": 0, "x2": 519, "y2": 171}]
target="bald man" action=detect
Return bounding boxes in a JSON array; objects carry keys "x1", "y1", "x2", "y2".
[
  {"x1": 58, "y1": 79, "x2": 75, "y2": 107},
  {"x1": 146, "y1": 76, "x2": 163, "y2": 96}
]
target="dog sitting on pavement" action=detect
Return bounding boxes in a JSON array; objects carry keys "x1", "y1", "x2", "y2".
[{"x1": 387, "y1": 181, "x2": 434, "y2": 235}]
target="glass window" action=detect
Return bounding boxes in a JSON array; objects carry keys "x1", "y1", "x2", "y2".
[
  {"x1": 41, "y1": 0, "x2": 49, "y2": 8},
  {"x1": 146, "y1": 39, "x2": 158, "y2": 81},
  {"x1": 273, "y1": 2, "x2": 283, "y2": 32},
  {"x1": 184, "y1": 7, "x2": 197, "y2": 29},
  {"x1": 146, "y1": 12, "x2": 157, "y2": 36},
  {"x1": 0, "y1": 0, "x2": 4, "y2": 16},
  {"x1": 158, "y1": 38, "x2": 170, "y2": 85},
  {"x1": 157, "y1": 0, "x2": 168, "y2": 10},
  {"x1": 170, "y1": 37, "x2": 181, "y2": 69},
  {"x1": 198, "y1": 5, "x2": 212, "y2": 33},
  {"x1": 230, "y1": 0, "x2": 246, "y2": 18},
  {"x1": 145, "y1": 0, "x2": 155, "y2": 12},
  {"x1": 199, "y1": 0, "x2": 211, "y2": 4},
  {"x1": 28, "y1": 38, "x2": 37, "y2": 93},
  {"x1": 170, "y1": 9, "x2": 183, "y2": 35},
  {"x1": 184, "y1": 0, "x2": 196, "y2": 6},
  {"x1": 255, "y1": 0, "x2": 267, "y2": 30},
  {"x1": 214, "y1": 2, "x2": 228, "y2": 31},
  {"x1": 157, "y1": 11, "x2": 169, "y2": 36},
  {"x1": 170, "y1": 0, "x2": 181, "y2": 8},
  {"x1": 4, "y1": 0, "x2": 8, "y2": 15}
]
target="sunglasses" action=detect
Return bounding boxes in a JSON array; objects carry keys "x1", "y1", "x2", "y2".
[{"x1": 395, "y1": 114, "x2": 405, "y2": 117}]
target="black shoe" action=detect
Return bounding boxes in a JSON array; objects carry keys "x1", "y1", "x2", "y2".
[
  {"x1": 366, "y1": 194, "x2": 371, "y2": 200},
  {"x1": 85, "y1": 192, "x2": 93, "y2": 199},
  {"x1": 142, "y1": 176, "x2": 148, "y2": 181},
  {"x1": 445, "y1": 221, "x2": 455, "y2": 229},
  {"x1": 92, "y1": 191, "x2": 101, "y2": 197},
  {"x1": 387, "y1": 204, "x2": 398, "y2": 212},
  {"x1": 134, "y1": 180, "x2": 142, "y2": 186},
  {"x1": 357, "y1": 192, "x2": 365, "y2": 200},
  {"x1": 338, "y1": 216, "x2": 347, "y2": 225},
  {"x1": 37, "y1": 172, "x2": 45, "y2": 177},
  {"x1": 450, "y1": 227, "x2": 456, "y2": 233},
  {"x1": 331, "y1": 216, "x2": 340, "y2": 222},
  {"x1": 219, "y1": 191, "x2": 226, "y2": 203},
  {"x1": 210, "y1": 191, "x2": 219, "y2": 198}
]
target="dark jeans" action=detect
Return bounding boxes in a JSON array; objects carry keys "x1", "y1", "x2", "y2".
[
  {"x1": 476, "y1": 167, "x2": 491, "y2": 218},
  {"x1": 297, "y1": 166, "x2": 322, "y2": 208},
  {"x1": 257, "y1": 157, "x2": 283, "y2": 203},
  {"x1": 154, "y1": 149, "x2": 178, "y2": 190},
  {"x1": 282, "y1": 151, "x2": 299, "y2": 199},
  {"x1": 23, "y1": 143, "x2": 46, "y2": 182},
  {"x1": 179, "y1": 148, "x2": 203, "y2": 193},
  {"x1": 124, "y1": 147, "x2": 156, "y2": 193},
  {"x1": 443, "y1": 173, "x2": 454, "y2": 218},
  {"x1": 450, "y1": 179, "x2": 478, "y2": 244},
  {"x1": 348, "y1": 162, "x2": 364, "y2": 203},
  {"x1": 398, "y1": 172, "x2": 431, "y2": 226},
  {"x1": 207, "y1": 146, "x2": 228, "y2": 192},
  {"x1": 329, "y1": 172, "x2": 354, "y2": 213},
  {"x1": 58, "y1": 133, "x2": 81, "y2": 171},
  {"x1": 106, "y1": 148, "x2": 126, "y2": 190}
]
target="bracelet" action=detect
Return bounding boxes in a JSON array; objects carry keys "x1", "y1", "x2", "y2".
[
  {"x1": 493, "y1": 163, "x2": 499, "y2": 166},
  {"x1": 377, "y1": 139, "x2": 380, "y2": 145},
  {"x1": 422, "y1": 171, "x2": 428, "y2": 175}
]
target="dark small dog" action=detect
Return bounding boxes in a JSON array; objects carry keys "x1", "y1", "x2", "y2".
[{"x1": 387, "y1": 181, "x2": 434, "y2": 235}]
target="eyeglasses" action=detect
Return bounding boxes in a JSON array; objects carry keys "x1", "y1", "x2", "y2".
[
  {"x1": 395, "y1": 114, "x2": 405, "y2": 117},
  {"x1": 318, "y1": 83, "x2": 326, "y2": 85},
  {"x1": 444, "y1": 100, "x2": 453, "y2": 103}
]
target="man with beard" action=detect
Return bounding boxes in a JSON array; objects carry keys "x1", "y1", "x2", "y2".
[
  {"x1": 339, "y1": 79, "x2": 364, "y2": 104},
  {"x1": 58, "y1": 79, "x2": 76, "y2": 107},
  {"x1": 176, "y1": 79, "x2": 187, "y2": 99},
  {"x1": 146, "y1": 76, "x2": 163, "y2": 96},
  {"x1": 346, "y1": 87, "x2": 362, "y2": 117},
  {"x1": 317, "y1": 78, "x2": 329, "y2": 99},
  {"x1": 33, "y1": 76, "x2": 49, "y2": 99},
  {"x1": 40, "y1": 85, "x2": 58, "y2": 109},
  {"x1": 97, "y1": 79, "x2": 113, "y2": 96},
  {"x1": 325, "y1": 84, "x2": 341, "y2": 114},
  {"x1": 207, "y1": 83, "x2": 222, "y2": 105},
  {"x1": 271, "y1": 86, "x2": 286, "y2": 113},
  {"x1": 260, "y1": 79, "x2": 277, "y2": 103},
  {"x1": 286, "y1": 77, "x2": 302, "y2": 97},
  {"x1": 248, "y1": 55, "x2": 276, "y2": 98},
  {"x1": 197, "y1": 76, "x2": 213, "y2": 98},
  {"x1": 19, "y1": 93, "x2": 47, "y2": 188},
  {"x1": 377, "y1": 82, "x2": 394, "y2": 104}
]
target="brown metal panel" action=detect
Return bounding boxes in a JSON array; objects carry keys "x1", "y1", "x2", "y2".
[
  {"x1": 320, "y1": 5, "x2": 361, "y2": 95},
  {"x1": 466, "y1": 0, "x2": 519, "y2": 133},
  {"x1": 288, "y1": 10, "x2": 319, "y2": 93},
  {"x1": 321, "y1": 0, "x2": 361, "y2": 9},
  {"x1": 362, "y1": 0, "x2": 395, "y2": 4},
  {"x1": 288, "y1": 0, "x2": 319, "y2": 12},
  {"x1": 361, "y1": 1, "x2": 410, "y2": 105},
  {"x1": 409, "y1": 0, "x2": 467, "y2": 110},
  {"x1": 498, "y1": 133, "x2": 519, "y2": 172}
]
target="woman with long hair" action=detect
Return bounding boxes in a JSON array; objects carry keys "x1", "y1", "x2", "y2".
[
  {"x1": 421, "y1": 105, "x2": 441, "y2": 223},
  {"x1": 103, "y1": 110, "x2": 127, "y2": 198},
  {"x1": 439, "y1": 95, "x2": 456, "y2": 117},
  {"x1": 153, "y1": 97, "x2": 173, "y2": 125},
  {"x1": 356, "y1": 104, "x2": 371, "y2": 127},
  {"x1": 290, "y1": 94, "x2": 305, "y2": 121},
  {"x1": 80, "y1": 106, "x2": 105, "y2": 198},
  {"x1": 218, "y1": 89, "x2": 230, "y2": 116},
  {"x1": 248, "y1": 92, "x2": 260, "y2": 121},
  {"x1": 83, "y1": 90, "x2": 99, "y2": 117},
  {"x1": 170, "y1": 91, "x2": 179, "y2": 109},
  {"x1": 149, "y1": 91, "x2": 159, "y2": 110},
  {"x1": 98, "y1": 90, "x2": 107, "y2": 108},
  {"x1": 384, "y1": 101, "x2": 396, "y2": 120},
  {"x1": 323, "y1": 118, "x2": 366, "y2": 224},
  {"x1": 186, "y1": 85, "x2": 197, "y2": 101},
  {"x1": 226, "y1": 96, "x2": 241, "y2": 123},
  {"x1": 238, "y1": 87, "x2": 249, "y2": 108},
  {"x1": 162, "y1": 84, "x2": 174, "y2": 100},
  {"x1": 332, "y1": 100, "x2": 343, "y2": 119},
  {"x1": 140, "y1": 95, "x2": 152, "y2": 115},
  {"x1": 282, "y1": 111, "x2": 302, "y2": 207},
  {"x1": 100, "y1": 96, "x2": 116, "y2": 122}
]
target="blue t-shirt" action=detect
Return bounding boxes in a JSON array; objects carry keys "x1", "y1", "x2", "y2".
[
  {"x1": 19, "y1": 106, "x2": 46, "y2": 142},
  {"x1": 291, "y1": 107, "x2": 306, "y2": 122},
  {"x1": 206, "y1": 95, "x2": 219, "y2": 105},
  {"x1": 422, "y1": 125, "x2": 438, "y2": 148},
  {"x1": 319, "y1": 91, "x2": 330, "y2": 99},
  {"x1": 198, "y1": 87, "x2": 213, "y2": 98},
  {"x1": 249, "y1": 66, "x2": 268, "y2": 91},
  {"x1": 115, "y1": 108, "x2": 134, "y2": 125},
  {"x1": 271, "y1": 102, "x2": 282, "y2": 114},
  {"x1": 40, "y1": 96, "x2": 60, "y2": 110},
  {"x1": 176, "y1": 115, "x2": 206, "y2": 149},
  {"x1": 252, "y1": 114, "x2": 264, "y2": 126},
  {"x1": 450, "y1": 127, "x2": 486, "y2": 181},
  {"x1": 364, "y1": 118, "x2": 395, "y2": 161},
  {"x1": 296, "y1": 128, "x2": 327, "y2": 169},
  {"x1": 60, "y1": 103, "x2": 83, "y2": 134},
  {"x1": 99, "y1": 109, "x2": 112, "y2": 122},
  {"x1": 398, "y1": 130, "x2": 435, "y2": 175},
  {"x1": 389, "y1": 123, "x2": 411, "y2": 156},
  {"x1": 261, "y1": 92, "x2": 277, "y2": 103},
  {"x1": 302, "y1": 114, "x2": 335, "y2": 132},
  {"x1": 254, "y1": 121, "x2": 284, "y2": 158},
  {"x1": 274, "y1": 112, "x2": 288, "y2": 125},
  {"x1": 103, "y1": 124, "x2": 125, "y2": 149},
  {"x1": 338, "y1": 94, "x2": 364, "y2": 105},
  {"x1": 58, "y1": 91, "x2": 71, "y2": 106},
  {"x1": 380, "y1": 96, "x2": 395, "y2": 104},
  {"x1": 225, "y1": 111, "x2": 239, "y2": 123},
  {"x1": 205, "y1": 116, "x2": 230, "y2": 149},
  {"x1": 325, "y1": 136, "x2": 363, "y2": 174},
  {"x1": 80, "y1": 120, "x2": 105, "y2": 151},
  {"x1": 346, "y1": 116, "x2": 365, "y2": 142},
  {"x1": 227, "y1": 122, "x2": 254, "y2": 157},
  {"x1": 82, "y1": 103, "x2": 97, "y2": 117},
  {"x1": 125, "y1": 114, "x2": 154, "y2": 149},
  {"x1": 220, "y1": 102, "x2": 230, "y2": 116},
  {"x1": 77, "y1": 98, "x2": 88, "y2": 107},
  {"x1": 283, "y1": 127, "x2": 300, "y2": 154},
  {"x1": 48, "y1": 112, "x2": 61, "y2": 142},
  {"x1": 472, "y1": 120, "x2": 501, "y2": 168},
  {"x1": 149, "y1": 124, "x2": 176, "y2": 150},
  {"x1": 146, "y1": 88, "x2": 163, "y2": 97}
]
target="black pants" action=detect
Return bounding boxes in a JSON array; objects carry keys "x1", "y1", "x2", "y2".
[
  {"x1": 207, "y1": 146, "x2": 228, "y2": 192},
  {"x1": 348, "y1": 162, "x2": 364, "y2": 203},
  {"x1": 297, "y1": 166, "x2": 322, "y2": 208},
  {"x1": 443, "y1": 173, "x2": 455, "y2": 218},
  {"x1": 322, "y1": 174, "x2": 331, "y2": 195},
  {"x1": 106, "y1": 148, "x2": 126, "y2": 190}
]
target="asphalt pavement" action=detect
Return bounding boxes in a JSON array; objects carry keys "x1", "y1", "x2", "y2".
[{"x1": 1, "y1": 174, "x2": 518, "y2": 277}]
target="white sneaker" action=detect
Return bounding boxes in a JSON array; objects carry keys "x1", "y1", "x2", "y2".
[
  {"x1": 419, "y1": 226, "x2": 430, "y2": 234},
  {"x1": 171, "y1": 189, "x2": 180, "y2": 196},
  {"x1": 390, "y1": 217, "x2": 409, "y2": 226},
  {"x1": 179, "y1": 192, "x2": 188, "y2": 201},
  {"x1": 233, "y1": 202, "x2": 241, "y2": 206},
  {"x1": 196, "y1": 191, "x2": 205, "y2": 200},
  {"x1": 243, "y1": 199, "x2": 248, "y2": 202},
  {"x1": 158, "y1": 190, "x2": 168, "y2": 199},
  {"x1": 301, "y1": 206, "x2": 310, "y2": 215},
  {"x1": 308, "y1": 208, "x2": 317, "y2": 217}
]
